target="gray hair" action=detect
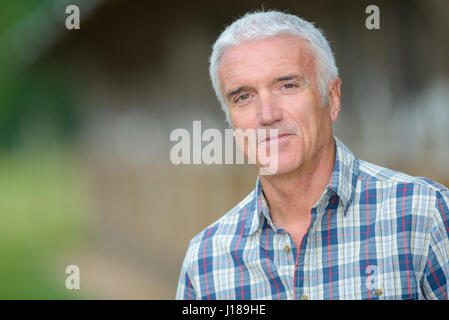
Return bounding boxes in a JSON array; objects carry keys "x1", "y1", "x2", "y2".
[{"x1": 209, "y1": 10, "x2": 339, "y2": 126}]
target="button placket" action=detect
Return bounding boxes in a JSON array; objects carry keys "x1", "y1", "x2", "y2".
[{"x1": 293, "y1": 207, "x2": 319, "y2": 300}]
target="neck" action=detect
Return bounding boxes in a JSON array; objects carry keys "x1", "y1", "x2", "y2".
[{"x1": 259, "y1": 137, "x2": 336, "y2": 227}]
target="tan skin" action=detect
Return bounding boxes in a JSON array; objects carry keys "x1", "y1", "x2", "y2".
[{"x1": 219, "y1": 34, "x2": 342, "y2": 249}]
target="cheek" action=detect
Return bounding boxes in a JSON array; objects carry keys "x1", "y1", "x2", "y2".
[
  {"x1": 282, "y1": 93, "x2": 318, "y2": 126},
  {"x1": 230, "y1": 108, "x2": 256, "y2": 131},
  {"x1": 282, "y1": 94, "x2": 326, "y2": 151}
]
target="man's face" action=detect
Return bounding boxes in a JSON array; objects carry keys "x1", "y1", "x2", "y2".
[{"x1": 218, "y1": 34, "x2": 341, "y2": 175}]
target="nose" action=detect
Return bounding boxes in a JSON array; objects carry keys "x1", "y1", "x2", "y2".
[{"x1": 256, "y1": 92, "x2": 283, "y2": 126}]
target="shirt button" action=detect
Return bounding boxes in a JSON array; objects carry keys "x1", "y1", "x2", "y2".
[
  {"x1": 300, "y1": 294, "x2": 309, "y2": 300},
  {"x1": 374, "y1": 288, "x2": 383, "y2": 297},
  {"x1": 283, "y1": 245, "x2": 291, "y2": 253}
]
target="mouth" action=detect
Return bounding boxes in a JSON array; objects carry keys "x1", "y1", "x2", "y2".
[{"x1": 259, "y1": 133, "x2": 295, "y2": 144}]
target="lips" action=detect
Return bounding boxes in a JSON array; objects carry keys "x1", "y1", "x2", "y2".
[{"x1": 259, "y1": 133, "x2": 295, "y2": 144}]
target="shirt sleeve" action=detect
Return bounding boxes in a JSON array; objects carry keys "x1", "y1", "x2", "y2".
[
  {"x1": 175, "y1": 243, "x2": 197, "y2": 300},
  {"x1": 422, "y1": 190, "x2": 449, "y2": 300}
]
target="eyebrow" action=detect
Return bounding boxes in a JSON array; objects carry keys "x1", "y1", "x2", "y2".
[
  {"x1": 273, "y1": 74, "x2": 303, "y2": 83},
  {"x1": 225, "y1": 74, "x2": 305, "y2": 101},
  {"x1": 226, "y1": 86, "x2": 248, "y2": 101}
]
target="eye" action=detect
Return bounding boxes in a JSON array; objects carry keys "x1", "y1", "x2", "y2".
[
  {"x1": 236, "y1": 93, "x2": 250, "y2": 102},
  {"x1": 282, "y1": 83, "x2": 297, "y2": 89}
]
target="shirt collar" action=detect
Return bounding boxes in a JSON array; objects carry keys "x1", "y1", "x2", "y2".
[
  {"x1": 328, "y1": 136, "x2": 359, "y2": 211},
  {"x1": 243, "y1": 136, "x2": 359, "y2": 237}
]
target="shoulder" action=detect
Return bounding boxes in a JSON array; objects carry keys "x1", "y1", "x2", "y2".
[
  {"x1": 430, "y1": 188, "x2": 449, "y2": 239},
  {"x1": 355, "y1": 159, "x2": 448, "y2": 229},
  {"x1": 355, "y1": 159, "x2": 449, "y2": 256},
  {"x1": 191, "y1": 189, "x2": 255, "y2": 244},
  {"x1": 357, "y1": 159, "x2": 448, "y2": 194},
  {"x1": 182, "y1": 188, "x2": 256, "y2": 265}
]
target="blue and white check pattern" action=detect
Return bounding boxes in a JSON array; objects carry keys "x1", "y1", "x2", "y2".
[{"x1": 176, "y1": 137, "x2": 449, "y2": 300}]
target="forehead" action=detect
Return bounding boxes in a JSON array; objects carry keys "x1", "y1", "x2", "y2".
[{"x1": 218, "y1": 34, "x2": 314, "y2": 89}]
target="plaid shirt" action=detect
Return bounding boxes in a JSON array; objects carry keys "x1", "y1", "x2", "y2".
[{"x1": 176, "y1": 137, "x2": 449, "y2": 300}]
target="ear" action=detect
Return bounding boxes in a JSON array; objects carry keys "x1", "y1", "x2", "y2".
[{"x1": 328, "y1": 78, "x2": 342, "y2": 122}]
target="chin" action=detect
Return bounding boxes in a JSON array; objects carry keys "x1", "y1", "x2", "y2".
[{"x1": 257, "y1": 154, "x2": 301, "y2": 176}]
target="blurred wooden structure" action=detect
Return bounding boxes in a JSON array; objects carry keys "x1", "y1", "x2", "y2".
[{"x1": 8, "y1": 0, "x2": 448, "y2": 298}]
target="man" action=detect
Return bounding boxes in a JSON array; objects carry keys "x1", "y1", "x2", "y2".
[{"x1": 176, "y1": 10, "x2": 449, "y2": 300}]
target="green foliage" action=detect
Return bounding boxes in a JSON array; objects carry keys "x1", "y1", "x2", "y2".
[
  {"x1": 0, "y1": 0, "x2": 48, "y2": 38},
  {"x1": 0, "y1": 147, "x2": 89, "y2": 299},
  {"x1": 0, "y1": 1, "x2": 80, "y2": 150}
]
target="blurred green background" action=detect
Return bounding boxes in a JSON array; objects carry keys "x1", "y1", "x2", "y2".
[
  {"x1": 0, "y1": 0, "x2": 88, "y2": 299},
  {"x1": 0, "y1": 0, "x2": 448, "y2": 299}
]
